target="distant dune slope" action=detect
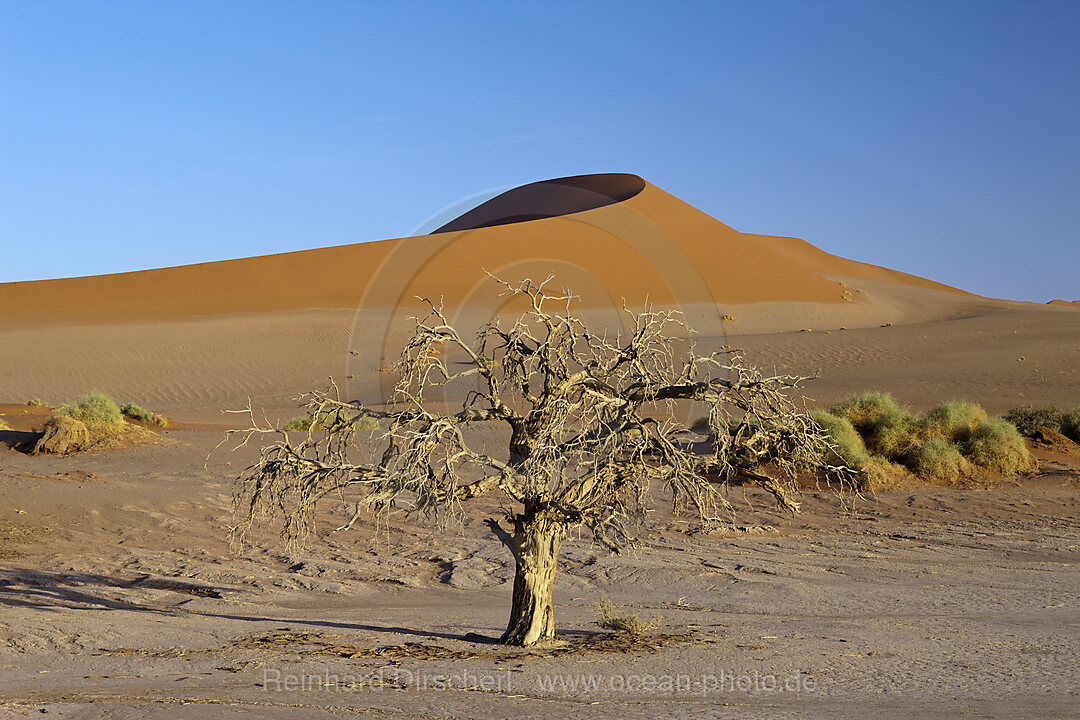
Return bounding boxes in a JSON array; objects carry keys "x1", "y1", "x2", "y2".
[
  {"x1": 9, "y1": 173, "x2": 1040, "y2": 421},
  {"x1": 0, "y1": 173, "x2": 968, "y2": 330}
]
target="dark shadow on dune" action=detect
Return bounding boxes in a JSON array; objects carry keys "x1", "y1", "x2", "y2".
[{"x1": 431, "y1": 173, "x2": 646, "y2": 233}]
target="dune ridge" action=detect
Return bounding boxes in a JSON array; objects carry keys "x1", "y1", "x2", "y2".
[
  {"x1": 8, "y1": 173, "x2": 1076, "y2": 425},
  {"x1": 0, "y1": 174, "x2": 967, "y2": 331}
]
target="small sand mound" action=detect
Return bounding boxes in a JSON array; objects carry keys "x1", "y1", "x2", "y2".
[
  {"x1": 1030, "y1": 426, "x2": 1080, "y2": 456},
  {"x1": 31, "y1": 418, "x2": 174, "y2": 455}
]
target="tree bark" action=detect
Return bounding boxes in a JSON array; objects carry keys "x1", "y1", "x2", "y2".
[{"x1": 498, "y1": 508, "x2": 561, "y2": 646}]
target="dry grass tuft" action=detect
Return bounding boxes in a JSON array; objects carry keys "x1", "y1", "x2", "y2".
[
  {"x1": 866, "y1": 411, "x2": 922, "y2": 460},
  {"x1": 283, "y1": 411, "x2": 379, "y2": 432},
  {"x1": 810, "y1": 410, "x2": 870, "y2": 468},
  {"x1": 120, "y1": 403, "x2": 167, "y2": 427},
  {"x1": 923, "y1": 400, "x2": 987, "y2": 443},
  {"x1": 905, "y1": 438, "x2": 974, "y2": 482},
  {"x1": 963, "y1": 418, "x2": 1038, "y2": 475},
  {"x1": 53, "y1": 391, "x2": 126, "y2": 437},
  {"x1": 596, "y1": 599, "x2": 661, "y2": 635},
  {"x1": 831, "y1": 392, "x2": 903, "y2": 434}
]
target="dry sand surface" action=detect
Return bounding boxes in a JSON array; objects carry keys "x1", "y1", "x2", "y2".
[
  {"x1": 1, "y1": 174, "x2": 1078, "y2": 717},
  {"x1": 0, "y1": 435, "x2": 1077, "y2": 719}
]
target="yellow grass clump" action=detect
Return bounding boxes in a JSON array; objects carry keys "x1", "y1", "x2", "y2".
[
  {"x1": 963, "y1": 418, "x2": 1039, "y2": 475},
  {"x1": 33, "y1": 391, "x2": 127, "y2": 455},
  {"x1": 824, "y1": 393, "x2": 1037, "y2": 484},
  {"x1": 831, "y1": 392, "x2": 904, "y2": 434},
  {"x1": 596, "y1": 600, "x2": 661, "y2": 636},
  {"x1": 906, "y1": 438, "x2": 974, "y2": 482},
  {"x1": 923, "y1": 400, "x2": 987, "y2": 443},
  {"x1": 810, "y1": 410, "x2": 870, "y2": 467}
]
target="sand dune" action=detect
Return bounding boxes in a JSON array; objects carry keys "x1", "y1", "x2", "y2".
[
  {"x1": 1, "y1": 173, "x2": 1077, "y2": 422},
  {"x1": 0, "y1": 173, "x2": 965, "y2": 330}
]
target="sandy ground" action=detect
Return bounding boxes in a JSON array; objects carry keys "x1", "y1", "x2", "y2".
[
  {"x1": 2, "y1": 278, "x2": 1077, "y2": 424},
  {"x1": 0, "y1": 431, "x2": 1077, "y2": 719}
]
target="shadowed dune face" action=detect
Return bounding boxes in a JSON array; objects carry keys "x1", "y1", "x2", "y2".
[{"x1": 430, "y1": 173, "x2": 647, "y2": 233}]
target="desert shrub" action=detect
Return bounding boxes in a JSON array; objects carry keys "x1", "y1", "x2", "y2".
[
  {"x1": 1059, "y1": 408, "x2": 1080, "y2": 443},
  {"x1": 865, "y1": 411, "x2": 922, "y2": 460},
  {"x1": 905, "y1": 438, "x2": 973, "y2": 482},
  {"x1": 26, "y1": 398, "x2": 45, "y2": 407},
  {"x1": 354, "y1": 415, "x2": 379, "y2": 432},
  {"x1": 923, "y1": 400, "x2": 987, "y2": 443},
  {"x1": 33, "y1": 414, "x2": 91, "y2": 454},
  {"x1": 831, "y1": 392, "x2": 903, "y2": 434},
  {"x1": 284, "y1": 412, "x2": 378, "y2": 432},
  {"x1": 313, "y1": 409, "x2": 352, "y2": 430},
  {"x1": 313, "y1": 409, "x2": 379, "y2": 431},
  {"x1": 596, "y1": 599, "x2": 660, "y2": 635},
  {"x1": 53, "y1": 392, "x2": 126, "y2": 437},
  {"x1": 810, "y1": 410, "x2": 869, "y2": 468},
  {"x1": 0, "y1": 419, "x2": 11, "y2": 431},
  {"x1": 860, "y1": 458, "x2": 911, "y2": 492},
  {"x1": 120, "y1": 403, "x2": 167, "y2": 427},
  {"x1": 963, "y1": 418, "x2": 1037, "y2": 475},
  {"x1": 283, "y1": 415, "x2": 312, "y2": 431},
  {"x1": 1003, "y1": 406, "x2": 1062, "y2": 436}
]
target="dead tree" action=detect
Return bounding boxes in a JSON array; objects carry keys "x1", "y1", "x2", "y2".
[{"x1": 231, "y1": 276, "x2": 835, "y2": 646}]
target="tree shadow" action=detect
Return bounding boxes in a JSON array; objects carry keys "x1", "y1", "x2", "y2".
[
  {"x1": 0, "y1": 567, "x2": 496, "y2": 643},
  {"x1": 0, "y1": 568, "x2": 220, "y2": 613}
]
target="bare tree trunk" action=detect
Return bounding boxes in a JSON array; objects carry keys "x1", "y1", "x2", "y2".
[{"x1": 496, "y1": 508, "x2": 561, "y2": 646}]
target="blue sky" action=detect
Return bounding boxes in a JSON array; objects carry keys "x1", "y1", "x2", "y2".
[{"x1": 2, "y1": 0, "x2": 1078, "y2": 301}]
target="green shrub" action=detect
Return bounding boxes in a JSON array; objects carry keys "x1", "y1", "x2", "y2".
[
  {"x1": 354, "y1": 415, "x2": 379, "y2": 432},
  {"x1": 831, "y1": 392, "x2": 903, "y2": 434},
  {"x1": 284, "y1": 412, "x2": 378, "y2": 432},
  {"x1": 810, "y1": 410, "x2": 869, "y2": 468},
  {"x1": 866, "y1": 411, "x2": 922, "y2": 460},
  {"x1": 963, "y1": 418, "x2": 1037, "y2": 475},
  {"x1": 1003, "y1": 406, "x2": 1062, "y2": 436},
  {"x1": 311, "y1": 409, "x2": 358, "y2": 430},
  {"x1": 905, "y1": 438, "x2": 973, "y2": 482},
  {"x1": 53, "y1": 392, "x2": 126, "y2": 437},
  {"x1": 120, "y1": 403, "x2": 167, "y2": 427},
  {"x1": 1060, "y1": 408, "x2": 1080, "y2": 443},
  {"x1": 26, "y1": 398, "x2": 45, "y2": 407},
  {"x1": 283, "y1": 415, "x2": 312, "y2": 432},
  {"x1": 923, "y1": 400, "x2": 987, "y2": 443}
]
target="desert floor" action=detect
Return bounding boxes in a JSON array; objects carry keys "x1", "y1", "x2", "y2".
[{"x1": 1, "y1": 280, "x2": 1079, "y2": 718}]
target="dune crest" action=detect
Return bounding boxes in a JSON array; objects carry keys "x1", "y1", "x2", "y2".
[{"x1": 0, "y1": 173, "x2": 968, "y2": 331}]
